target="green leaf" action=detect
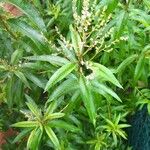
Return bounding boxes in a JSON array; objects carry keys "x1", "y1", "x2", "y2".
[
  {"x1": 58, "y1": 39, "x2": 76, "y2": 62},
  {"x1": 12, "y1": 128, "x2": 32, "y2": 143},
  {"x1": 119, "y1": 124, "x2": 131, "y2": 128},
  {"x1": 11, "y1": 121, "x2": 38, "y2": 128},
  {"x1": 92, "y1": 81, "x2": 122, "y2": 102},
  {"x1": 47, "y1": 77, "x2": 78, "y2": 103},
  {"x1": 115, "y1": 10, "x2": 127, "y2": 38},
  {"x1": 95, "y1": 142, "x2": 101, "y2": 150},
  {"x1": 131, "y1": 9, "x2": 150, "y2": 27},
  {"x1": 100, "y1": 115, "x2": 115, "y2": 127},
  {"x1": 27, "y1": 127, "x2": 43, "y2": 150},
  {"x1": 10, "y1": 49, "x2": 23, "y2": 65},
  {"x1": 25, "y1": 94, "x2": 42, "y2": 119},
  {"x1": 76, "y1": 0, "x2": 82, "y2": 14},
  {"x1": 91, "y1": 62, "x2": 123, "y2": 88},
  {"x1": 14, "y1": 71, "x2": 30, "y2": 88},
  {"x1": 147, "y1": 104, "x2": 150, "y2": 115},
  {"x1": 48, "y1": 120, "x2": 80, "y2": 132},
  {"x1": 8, "y1": 20, "x2": 49, "y2": 54},
  {"x1": 112, "y1": 132, "x2": 118, "y2": 145},
  {"x1": 64, "y1": 91, "x2": 80, "y2": 114},
  {"x1": 44, "y1": 126, "x2": 61, "y2": 150},
  {"x1": 115, "y1": 114, "x2": 121, "y2": 125},
  {"x1": 91, "y1": 84, "x2": 111, "y2": 101},
  {"x1": 21, "y1": 62, "x2": 51, "y2": 70},
  {"x1": 106, "y1": 0, "x2": 119, "y2": 14},
  {"x1": 44, "y1": 63, "x2": 76, "y2": 91},
  {"x1": 25, "y1": 73, "x2": 46, "y2": 89},
  {"x1": 117, "y1": 130, "x2": 127, "y2": 139},
  {"x1": 70, "y1": 25, "x2": 83, "y2": 54},
  {"x1": 9, "y1": 20, "x2": 45, "y2": 43},
  {"x1": 134, "y1": 54, "x2": 145, "y2": 81},
  {"x1": 79, "y1": 75, "x2": 96, "y2": 126},
  {"x1": 6, "y1": 0, "x2": 46, "y2": 32},
  {"x1": 116, "y1": 54, "x2": 138, "y2": 73},
  {"x1": 5, "y1": 77, "x2": 13, "y2": 107},
  {"x1": 25, "y1": 55, "x2": 70, "y2": 66},
  {"x1": 44, "y1": 113, "x2": 65, "y2": 121},
  {"x1": 144, "y1": 0, "x2": 150, "y2": 9},
  {"x1": 45, "y1": 101, "x2": 58, "y2": 116}
]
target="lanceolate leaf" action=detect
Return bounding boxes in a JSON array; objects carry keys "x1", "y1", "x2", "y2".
[
  {"x1": 10, "y1": 49, "x2": 23, "y2": 65},
  {"x1": 5, "y1": 77, "x2": 13, "y2": 107},
  {"x1": 147, "y1": 104, "x2": 150, "y2": 115},
  {"x1": 48, "y1": 120, "x2": 80, "y2": 132},
  {"x1": 134, "y1": 54, "x2": 145, "y2": 81},
  {"x1": 58, "y1": 39, "x2": 77, "y2": 62},
  {"x1": 11, "y1": 121, "x2": 38, "y2": 128},
  {"x1": 64, "y1": 91, "x2": 80, "y2": 114},
  {"x1": 12, "y1": 128, "x2": 32, "y2": 144},
  {"x1": 27, "y1": 127, "x2": 43, "y2": 150},
  {"x1": 115, "y1": 10, "x2": 127, "y2": 38},
  {"x1": 14, "y1": 71, "x2": 30, "y2": 88},
  {"x1": 8, "y1": 20, "x2": 49, "y2": 54},
  {"x1": 116, "y1": 54, "x2": 138, "y2": 73},
  {"x1": 91, "y1": 85, "x2": 111, "y2": 101},
  {"x1": 25, "y1": 94, "x2": 42, "y2": 119},
  {"x1": 25, "y1": 55, "x2": 70, "y2": 66},
  {"x1": 92, "y1": 81, "x2": 122, "y2": 102},
  {"x1": 79, "y1": 75, "x2": 96, "y2": 126},
  {"x1": 0, "y1": 1, "x2": 148, "y2": 149},
  {"x1": 6, "y1": 0, "x2": 46, "y2": 32},
  {"x1": 44, "y1": 113, "x2": 65, "y2": 121},
  {"x1": 70, "y1": 25, "x2": 83, "y2": 54},
  {"x1": 9, "y1": 20, "x2": 45, "y2": 43},
  {"x1": 106, "y1": 0, "x2": 119, "y2": 14},
  {"x1": 44, "y1": 126, "x2": 61, "y2": 150},
  {"x1": 44, "y1": 63, "x2": 77, "y2": 91},
  {"x1": 21, "y1": 62, "x2": 51, "y2": 70},
  {"x1": 91, "y1": 62, "x2": 122, "y2": 88},
  {"x1": 47, "y1": 78, "x2": 78, "y2": 103},
  {"x1": 144, "y1": 0, "x2": 150, "y2": 9},
  {"x1": 25, "y1": 73, "x2": 46, "y2": 89},
  {"x1": 45, "y1": 101, "x2": 58, "y2": 116}
]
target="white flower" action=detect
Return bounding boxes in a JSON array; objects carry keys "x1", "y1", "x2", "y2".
[{"x1": 120, "y1": 36, "x2": 128, "y2": 41}]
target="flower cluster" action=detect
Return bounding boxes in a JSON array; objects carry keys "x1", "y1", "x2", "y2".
[
  {"x1": 0, "y1": 58, "x2": 19, "y2": 72},
  {"x1": 55, "y1": 0, "x2": 129, "y2": 62}
]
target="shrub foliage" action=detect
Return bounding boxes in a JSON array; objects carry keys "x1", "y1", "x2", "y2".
[{"x1": 0, "y1": 0, "x2": 150, "y2": 149}]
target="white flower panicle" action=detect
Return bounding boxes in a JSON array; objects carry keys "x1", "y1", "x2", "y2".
[{"x1": 55, "y1": 1, "x2": 128, "y2": 62}]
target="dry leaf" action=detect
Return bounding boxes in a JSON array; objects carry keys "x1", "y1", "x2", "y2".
[{"x1": 0, "y1": 3, "x2": 23, "y2": 17}]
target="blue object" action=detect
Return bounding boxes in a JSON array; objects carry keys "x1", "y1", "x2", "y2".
[{"x1": 128, "y1": 106, "x2": 150, "y2": 150}]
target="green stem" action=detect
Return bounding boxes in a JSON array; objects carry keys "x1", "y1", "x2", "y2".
[
  {"x1": 0, "y1": 15, "x2": 17, "y2": 39},
  {"x1": 107, "y1": 101, "x2": 111, "y2": 119}
]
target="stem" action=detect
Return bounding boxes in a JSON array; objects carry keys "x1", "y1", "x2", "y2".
[
  {"x1": 90, "y1": 48, "x2": 103, "y2": 61},
  {"x1": 107, "y1": 101, "x2": 111, "y2": 119},
  {"x1": 0, "y1": 15, "x2": 17, "y2": 39}
]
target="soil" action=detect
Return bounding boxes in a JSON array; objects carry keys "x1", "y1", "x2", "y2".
[{"x1": 0, "y1": 128, "x2": 17, "y2": 148}]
